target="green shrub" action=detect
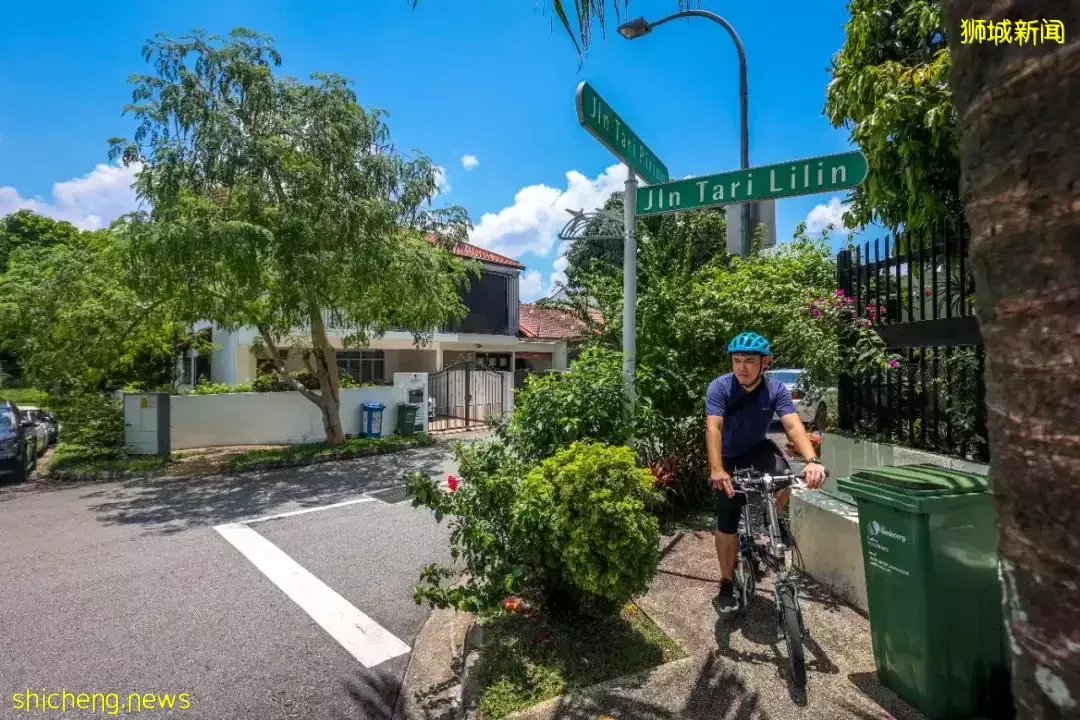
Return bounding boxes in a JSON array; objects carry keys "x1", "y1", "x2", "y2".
[
  {"x1": 51, "y1": 392, "x2": 125, "y2": 452},
  {"x1": 189, "y1": 380, "x2": 253, "y2": 395},
  {"x1": 406, "y1": 440, "x2": 661, "y2": 619},
  {"x1": 524, "y1": 442, "x2": 662, "y2": 616},
  {"x1": 250, "y1": 370, "x2": 321, "y2": 392},
  {"x1": 502, "y1": 347, "x2": 647, "y2": 463}
]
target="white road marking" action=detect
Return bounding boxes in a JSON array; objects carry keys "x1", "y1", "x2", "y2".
[
  {"x1": 242, "y1": 497, "x2": 376, "y2": 525},
  {"x1": 215, "y1": 522, "x2": 411, "y2": 668}
]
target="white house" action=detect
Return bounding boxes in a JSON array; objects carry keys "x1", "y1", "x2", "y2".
[{"x1": 175, "y1": 242, "x2": 572, "y2": 389}]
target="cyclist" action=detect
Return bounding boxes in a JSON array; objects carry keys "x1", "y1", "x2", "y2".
[{"x1": 705, "y1": 331, "x2": 827, "y2": 613}]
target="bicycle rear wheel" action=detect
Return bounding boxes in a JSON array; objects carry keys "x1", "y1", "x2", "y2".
[{"x1": 777, "y1": 585, "x2": 806, "y2": 690}]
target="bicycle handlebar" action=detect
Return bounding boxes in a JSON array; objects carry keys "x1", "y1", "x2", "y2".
[{"x1": 728, "y1": 467, "x2": 830, "y2": 493}]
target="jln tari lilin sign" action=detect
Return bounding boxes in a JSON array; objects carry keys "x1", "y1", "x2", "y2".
[{"x1": 636, "y1": 151, "x2": 868, "y2": 216}]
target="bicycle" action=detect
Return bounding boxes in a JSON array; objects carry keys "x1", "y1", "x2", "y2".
[{"x1": 728, "y1": 466, "x2": 828, "y2": 692}]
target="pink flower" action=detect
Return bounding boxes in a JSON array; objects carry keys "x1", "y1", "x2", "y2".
[
  {"x1": 447, "y1": 475, "x2": 459, "y2": 492},
  {"x1": 924, "y1": 288, "x2": 933, "y2": 297},
  {"x1": 888, "y1": 359, "x2": 899, "y2": 369},
  {"x1": 810, "y1": 307, "x2": 822, "y2": 318},
  {"x1": 835, "y1": 289, "x2": 846, "y2": 297},
  {"x1": 860, "y1": 319, "x2": 872, "y2": 329}
]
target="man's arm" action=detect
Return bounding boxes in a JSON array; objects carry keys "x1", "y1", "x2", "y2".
[{"x1": 706, "y1": 415, "x2": 725, "y2": 474}]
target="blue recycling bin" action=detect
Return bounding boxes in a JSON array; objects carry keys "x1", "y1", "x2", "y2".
[{"x1": 361, "y1": 402, "x2": 386, "y2": 438}]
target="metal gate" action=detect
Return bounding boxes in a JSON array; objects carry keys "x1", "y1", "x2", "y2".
[{"x1": 427, "y1": 359, "x2": 505, "y2": 432}]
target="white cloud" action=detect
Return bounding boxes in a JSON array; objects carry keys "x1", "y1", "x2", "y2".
[
  {"x1": 434, "y1": 165, "x2": 451, "y2": 194},
  {"x1": 519, "y1": 270, "x2": 544, "y2": 302},
  {"x1": 470, "y1": 163, "x2": 626, "y2": 260},
  {"x1": 461, "y1": 154, "x2": 479, "y2": 171},
  {"x1": 805, "y1": 196, "x2": 850, "y2": 233},
  {"x1": 546, "y1": 251, "x2": 570, "y2": 298},
  {"x1": 0, "y1": 161, "x2": 143, "y2": 230}
]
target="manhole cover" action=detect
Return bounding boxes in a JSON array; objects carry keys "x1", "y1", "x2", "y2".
[{"x1": 368, "y1": 486, "x2": 410, "y2": 504}]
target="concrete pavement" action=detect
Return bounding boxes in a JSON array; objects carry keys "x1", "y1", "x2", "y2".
[{"x1": 0, "y1": 441, "x2": 472, "y2": 719}]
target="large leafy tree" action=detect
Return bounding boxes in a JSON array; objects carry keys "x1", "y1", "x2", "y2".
[
  {"x1": 824, "y1": 0, "x2": 960, "y2": 244},
  {"x1": 111, "y1": 28, "x2": 477, "y2": 445},
  {"x1": 0, "y1": 216, "x2": 186, "y2": 395},
  {"x1": 941, "y1": 1, "x2": 1080, "y2": 715}
]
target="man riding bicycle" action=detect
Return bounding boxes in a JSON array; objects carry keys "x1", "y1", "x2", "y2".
[{"x1": 705, "y1": 331, "x2": 827, "y2": 612}]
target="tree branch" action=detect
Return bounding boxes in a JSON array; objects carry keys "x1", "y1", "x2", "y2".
[{"x1": 256, "y1": 323, "x2": 321, "y2": 404}]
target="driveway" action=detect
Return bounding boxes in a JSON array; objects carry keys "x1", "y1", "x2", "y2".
[{"x1": 0, "y1": 440, "x2": 474, "y2": 719}]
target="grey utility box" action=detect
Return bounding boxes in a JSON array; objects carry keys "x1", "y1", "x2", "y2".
[{"x1": 123, "y1": 392, "x2": 171, "y2": 456}]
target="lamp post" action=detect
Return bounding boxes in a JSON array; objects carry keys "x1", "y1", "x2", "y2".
[{"x1": 617, "y1": 10, "x2": 756, "y2": 257}]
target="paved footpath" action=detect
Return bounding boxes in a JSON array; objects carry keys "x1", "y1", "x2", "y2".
[{"x1": 0, "y1": 440, "x2": 477, "y2": 719}]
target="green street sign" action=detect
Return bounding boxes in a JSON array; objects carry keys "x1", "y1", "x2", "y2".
[
  {"x1": 576, "y1": 81, "x2": 670, "y2": 186},
  {"x1": 636, "y1": 150, "x2": 868, "y2": 216}
]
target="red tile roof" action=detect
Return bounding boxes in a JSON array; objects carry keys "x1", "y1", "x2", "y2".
[
  {"x1": 519, "y1": 303, "x2": 602, "y2": 339},
  {"x1": 426, "y1": 235, "x2": 524, "y2": 269}
]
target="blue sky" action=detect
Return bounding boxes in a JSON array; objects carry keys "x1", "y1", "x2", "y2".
[{"x1": 0, "y1": 0, "x2": 866, "y2": 300}]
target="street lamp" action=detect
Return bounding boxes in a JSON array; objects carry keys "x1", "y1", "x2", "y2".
[{"x1": 617, "y1": 10, "x2": 756, "y2": 257}]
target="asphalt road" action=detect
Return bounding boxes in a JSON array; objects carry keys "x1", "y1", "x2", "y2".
[{"x1": 0, "y1": 441, "x2": 468, "y2": 720}]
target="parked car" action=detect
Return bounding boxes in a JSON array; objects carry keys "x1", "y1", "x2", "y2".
[
  {"x1": 766, "y1": 369, "x2": 828, "y2": 429},
  {"x1": 0, "y1": 400, "x2": 38, "y2": 482},
  {"x1": 21, "y1": 406, "x2": 57, "y2": 450}
]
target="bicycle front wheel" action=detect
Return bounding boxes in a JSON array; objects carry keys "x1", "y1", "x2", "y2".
[{"x1": 778, "y1": 585, "x2": 806, "y2": 690}]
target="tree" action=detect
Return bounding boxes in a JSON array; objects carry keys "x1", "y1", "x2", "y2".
[
  {"x1": 0, "y1": 218, "x2": 186, "y2": 396},
  {"x1": 824, "y1": 0, "x2": 960, "y2": 244},
  {"x1": 941, "y1": 1, "x2": 1080, "y2": 715},
  {"x1": 110, "y1": 29, "x2": 477, "y2": 445}
]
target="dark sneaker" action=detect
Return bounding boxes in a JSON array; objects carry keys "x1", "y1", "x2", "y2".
[{"x1": 715, "y1": 578, "x2": 739, "y2": 613}]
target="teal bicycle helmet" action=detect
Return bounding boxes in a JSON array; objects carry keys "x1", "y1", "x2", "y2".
[{"x1": 728, "y1": 332, "x2": 771, "y2": 355}]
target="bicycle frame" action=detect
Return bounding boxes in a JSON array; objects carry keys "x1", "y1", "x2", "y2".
[{"x1": 732, "y1": 472, "x2": 803, "y2": 626}]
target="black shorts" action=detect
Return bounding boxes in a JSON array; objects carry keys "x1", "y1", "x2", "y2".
[{"x1": 714, "y1": 439, "x2": 791, "y2": 534}]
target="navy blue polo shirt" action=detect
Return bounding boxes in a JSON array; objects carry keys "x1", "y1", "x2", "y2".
[{"x1": 705, "y1": 372, "x2": 798, "y2": 458}]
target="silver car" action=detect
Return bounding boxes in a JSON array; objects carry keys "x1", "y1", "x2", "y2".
[
  {"x1": 766, "y1": 369, "x2": 828, "y2": 429},
  {"x1": 20, "y1": 407, "x2": 50, "y2": 455}
]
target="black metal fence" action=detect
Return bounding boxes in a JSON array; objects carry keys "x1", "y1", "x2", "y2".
[{"x1": 836, "y1": 223, "x2": 988, "y2": 462}]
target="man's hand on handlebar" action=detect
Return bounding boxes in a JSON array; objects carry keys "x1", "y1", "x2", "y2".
[
  {"x1": 802, "y1": 462, "x2": 827, "y2": 489},
  {"x1": 710, "y1": 469, "x2": 734, "y2": 498}
]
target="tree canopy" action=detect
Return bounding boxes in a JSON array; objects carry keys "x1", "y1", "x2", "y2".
[
  {"x1": 0, "y1": 213, "x2": 186, "y2": 395},
  {"x1": 110, "y1": 28, "x2": 479, "y2": 443},
  {"x1": 824, "y1": 0, "x2": 960, "y2": 242}
]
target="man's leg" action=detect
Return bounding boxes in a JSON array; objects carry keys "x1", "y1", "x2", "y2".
[{"x1": 713, "y1": 476, "x2": 746, "y2": 613}]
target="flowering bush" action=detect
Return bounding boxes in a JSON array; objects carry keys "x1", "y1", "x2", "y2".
[{"x1": 405, "y1": 440, "x2": 661, "y2": 618}]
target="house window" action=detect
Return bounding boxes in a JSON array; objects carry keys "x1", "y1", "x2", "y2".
[
  {"x1": 476, "y1": 352, "x2": 512, "y2": 370},
  {"x1": 338, "y1": 350, "x2": 385, "y2": 383}
]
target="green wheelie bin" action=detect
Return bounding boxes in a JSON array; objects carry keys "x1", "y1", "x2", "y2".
[
  {"x1": 396, "y1": 402, "x2": 420, "y2": 436},
  {"x1": 837, "y1": 464, "x2": 1012, "y2": 719}
]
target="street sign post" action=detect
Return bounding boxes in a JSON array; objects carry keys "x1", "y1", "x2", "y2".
[
  {"x1": 636, "y1": 150, "x2": 868, "y2": 216},
  {"x1": 575, "y1": 81, "x2": 670, "y2": 186},
  {"x1": 575, "y1": 80, "x2": 672, "y2": 428}
]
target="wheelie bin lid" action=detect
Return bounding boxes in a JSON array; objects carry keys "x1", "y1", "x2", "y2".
[{"x1": 838, "y1": 464, "x2": 988, "y2": 507}]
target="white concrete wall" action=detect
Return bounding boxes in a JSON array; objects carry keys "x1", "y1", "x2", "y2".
[
  {"x1": 169, "y1": 387, "x2": 402, "y2": 450},
  {"x1": 822, "y1": 432, "x2": 989, "y2": 499}
]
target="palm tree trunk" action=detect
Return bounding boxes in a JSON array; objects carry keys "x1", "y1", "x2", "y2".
[{"x1": 942, "y1": 2, "x2": 1080, "y2": 716}]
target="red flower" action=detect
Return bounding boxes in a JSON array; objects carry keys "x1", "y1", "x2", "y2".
[
  {"x1": 503, "y1": 595, "x2": 523, "y2": 613},
  {"x1": 447, "y1": 475, "x2": 459, "y2": 492},
  {"x1": 924, "y1": 288, "x2": 933, "y2": 297}
]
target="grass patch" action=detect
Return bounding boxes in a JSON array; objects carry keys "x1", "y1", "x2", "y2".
[
  {"x1": 221, "y1": 433, "x2": 437, "y2": 473},
  {"x1": 0, "y1": 388, "x2": 51, "y2": 407},
  {"x1": 474, "y1": 602, "x2": 685, "y2": 719},
  {"x1": 48, "y1": 444, "x2": 172, "y2": 476}
]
